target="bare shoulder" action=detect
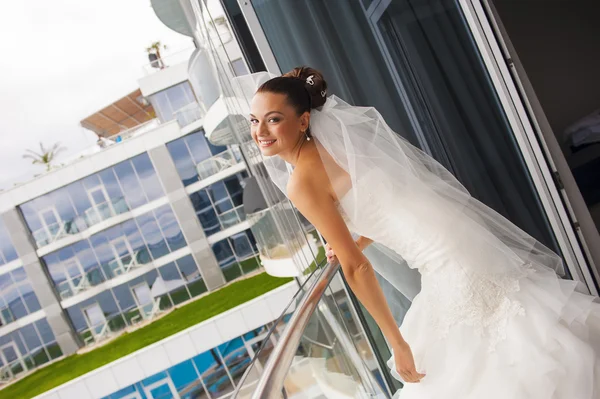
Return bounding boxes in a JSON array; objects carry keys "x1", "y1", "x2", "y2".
[{"x1": 287, "y1": 160, "x2": 331, "y2": 205}]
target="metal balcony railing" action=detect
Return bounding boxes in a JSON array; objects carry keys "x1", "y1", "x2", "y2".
[
  {"x1": 195, "y1": 147, "x2": 243, "y2": 180},
  {"x1": 234, "y1": 263, "x2": 391, "y2": 398},
  {"x1": 33, "y1": 197, "x2": 130, "y2": 249},
  {"x1": 173, "y1": 102, "x2": 204, "y2": 127},
  {"x1": 218, "y1": 205, "x2": 246, "y2": 229}
]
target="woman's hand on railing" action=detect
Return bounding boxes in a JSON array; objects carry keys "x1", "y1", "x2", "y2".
[{"x1": 325, "y1": 243, "x2": 338, "y2": 265}]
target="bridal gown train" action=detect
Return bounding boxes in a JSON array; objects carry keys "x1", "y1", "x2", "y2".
[{"x1": 339, "y1": 175, "x2": 600, "y2": 399}]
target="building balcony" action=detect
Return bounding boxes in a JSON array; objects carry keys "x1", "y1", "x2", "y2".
[
  {"x1": 195, "y1": 147, "x2": 243, "y2": 181},
  {"x1": 32, "y1": 197, "x2": 130, "y2": 249},
  {"x1": 173, "y1": 102, "x2": 204, "y2": 127},
  {"x1": 55, "y1": 249, "x2": 151, "y2": 301},
  {"x1": 217, "y1": 204, "x2": 246, "y2": 230},
  {"x1": 248, "y1": 207, "x2": 319, "y2": 278}
]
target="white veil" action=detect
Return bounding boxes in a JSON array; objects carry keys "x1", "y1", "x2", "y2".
[{"x1": 232, "y1": 72, "x2": 565, "y2": 310}]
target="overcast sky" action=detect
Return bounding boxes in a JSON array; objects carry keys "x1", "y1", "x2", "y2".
[{"x1": 0, "y1": 0, "x2": 194, "y2": 189}]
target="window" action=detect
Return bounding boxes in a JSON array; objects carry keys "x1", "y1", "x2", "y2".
[
  {"x1": 43, "y1": 207, "x2": 186, "y2": 299},
  {"x1": 212, "y1": 229, "x2": 259, "y2": 282},
  {"x1": 158, "y1": 262, "x2": 190, "y2": 305},
  {"x1": 190, "y1": 172, "x2": 249, "y2": 236},
  {"x1": 0, "y1": 318, "x2": 61, "y2": 376},
  {"x1": 250, "y1": 0, "x2": 560, "y2": 253},
  {"x1": 147, "y1": 82, "x2": 197, "y2": 123},
  {"x1": 0, "y1": 268, "x2": 41, "y2": 326},
  {"x1": 131, "y1": 153, "x2": 164, "y2": 202},
  {"x1": 20, "y1": 154, "x2": 164, "y2": 248},
  {"x1": 0, "y1": 220, "x2": 17, "y2": 266},
  {"x1": 153, "y1": 205, "x2": 186, "y2": 252},
  {"x1": 166, "y1": 131, "x2": 229, "y2": 187},
  {"x1": 190, "y1": 190, "x2": 220, "y2": 236},
  {"x1": 230, "y1": 58, "x2": 248, "y2": 76}
]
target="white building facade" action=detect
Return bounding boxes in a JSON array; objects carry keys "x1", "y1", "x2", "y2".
[{"x1": 0, "y1": 37, "x2": 262, "y2": 381}]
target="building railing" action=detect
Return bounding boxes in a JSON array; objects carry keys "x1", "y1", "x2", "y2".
[
  {"x1": 173, "y1": 102, "x2": 204, "y2": 127},
  {"x1": 195, "y1": 147, "x2": 243, "y2": 180},
  {"x1": 141, "y1": 48, "x2": 195, "y2": 75},
  {"x1": 56, "y1": 250, "x2": 149, "y2": 301},
  {"x1": 0, "y1": 358, "x2": 27, "y2": 383},
  {"x1": 218, "y1": 204, "x2": 246, "y2": 229},
  {"x1": 105, "y1": 119, "x2": 160, "y2": 143},
  {"x1": 32, "y1": 197, "x2": 130, "y2": 249},
  {"x1": 234, "y1": 262, "x2": 393, "y2": 398},
  {"x1": 107, "y1": 251, "x2": 141, "y2": 277}
]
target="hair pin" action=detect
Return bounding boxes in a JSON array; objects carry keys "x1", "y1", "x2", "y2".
[{"x1": 306, "y1": 75, "x2": 315, "y2": 86}]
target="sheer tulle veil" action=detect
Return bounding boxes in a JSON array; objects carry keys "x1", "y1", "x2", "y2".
[{"x1": 232, "y1": 72, "x2": 566, "y2": 309}]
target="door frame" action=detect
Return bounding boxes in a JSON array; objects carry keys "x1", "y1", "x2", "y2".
[
  {"x1": 364, "y1": 0, "x2": 597, "y2": 294},
  {"x1": 82, "y1": 302, "x2": 106, "y2": 332},
  {"x1": 86, "y1": 185, "x2": 114, "y2": 221},
  {"x1": 456, "y1": 0, "x2": 598, "y2": 294},
  {"x1": 109, "y1": 237, "x2": 135, "y2": 275},
  {"x1": 38, "y1": 206, "x2": 63, "y2": 241},
  {"x1": 62, "y1": 257, "x2": 88, "y2": 296},
  {"x1": 142, "y1": 376, "x2": 180, "y2": 399},
  {"x1": 0, "y1": 341, "x2": 27, "y2": 378},
  {"x1": 130, "y1": 282, "x2": 152, "y2": 308}
]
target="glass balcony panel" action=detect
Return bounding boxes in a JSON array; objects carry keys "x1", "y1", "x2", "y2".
[
  {"x1": 112, "y1": 197, "x2": 129, "y2": 214},
  {"x1": 174, "y1": 102, "x2": 204, "y2": 126},
  {"x1": 234, "y1": 265, "x2": 391, "y2": 398},
  {"x1": 218, "y1": 205, "x2": 246, "y2": 229},
  {"x1": 195, "y1": 148, "x2": 240, "y2": 180}
]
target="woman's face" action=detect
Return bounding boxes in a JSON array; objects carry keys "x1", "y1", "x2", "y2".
[{"x1": 250, "y1": 92, "x2": 309, "y2": 157}]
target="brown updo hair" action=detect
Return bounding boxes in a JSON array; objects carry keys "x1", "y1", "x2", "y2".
[{"x1": 257, "y1": 67, "x2": 328, "y2": 138}]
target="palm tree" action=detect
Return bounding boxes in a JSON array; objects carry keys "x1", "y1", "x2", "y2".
[
  {"x1": 23, "y1": 142, "x2": 66, "y2": 171},
  {"x1": 146, "y1": 41, "x2": 168, "y2": 69}
]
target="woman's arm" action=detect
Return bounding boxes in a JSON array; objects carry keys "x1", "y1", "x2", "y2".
[
  {"x1": 326, "y1": 237, "x2": 372, "y2": 264},
  {"x1": 356, "y1": 236, "x2": 373, "y2": 251},
  {"x1": 288, "y1": 174, "x2": 424, "y2": 383}
]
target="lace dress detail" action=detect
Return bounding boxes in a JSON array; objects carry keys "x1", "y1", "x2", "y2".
[{"x1": 420, "y1": 263, "x2": 534, "y2": 351}]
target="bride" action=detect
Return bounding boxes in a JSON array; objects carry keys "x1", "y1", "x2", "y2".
[{"x1": 241, "y1": 66, "x2": 600, "y2": 398}]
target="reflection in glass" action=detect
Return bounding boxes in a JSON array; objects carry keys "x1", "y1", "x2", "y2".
[
  {"x1": 166, "y1": 130, "x2": 229, "y2": 187},
  {"x1": 0, "y1": 220, "x2": 18, "y2": 266},
  {"x1": 44, "y1": 206, "x2": 186, "y2": 299},
  {"x1": 148, "y1": 82, "x2": 197, "y2": 124},
  {"x1": 20, "y1": 154, "x2": 164, "y2": 249},
  {"x1": 0, "y1": 318, "x2": 59, "y2": 381}
]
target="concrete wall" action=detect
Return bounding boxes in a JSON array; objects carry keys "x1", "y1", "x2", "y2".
[
  {"x1": 148, "y1": 145, "x2": 226, "y2": 290},
  {"x1": 1, "y1": 209, "x2": 80, "y2": 356}
]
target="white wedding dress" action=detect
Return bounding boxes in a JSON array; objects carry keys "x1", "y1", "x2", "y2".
[
  {"x1": 232, "y1": 72, "x2": 600, "y2": 398},
  {"x1": 339, "y1": 174, "x2": 600, "y2": 399}
]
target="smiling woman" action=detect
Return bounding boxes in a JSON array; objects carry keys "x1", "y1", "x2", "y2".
[{"x1": 249, "y1": 67, "x2": 327, "y2": 157}]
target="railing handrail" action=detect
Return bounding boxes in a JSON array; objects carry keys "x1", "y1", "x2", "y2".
[{"x1": 249, "y1": 262, "x2": 340, "y2": 398}]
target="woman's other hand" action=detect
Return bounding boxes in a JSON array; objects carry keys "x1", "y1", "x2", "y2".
[
  {"x1": 325, "y1": 243, "x2": 339, "y2": 265},
  {"x1": 394, "y1": 341, "x2": 425, "y2": 383}
]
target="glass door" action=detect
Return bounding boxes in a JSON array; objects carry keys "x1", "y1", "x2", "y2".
[
  {"x1": 143, "y1": 377, "x2": 180, "y2": 399},
  {"x1": 83, "y1": 303, "x2": 107, "y2": 337},
  {"x1": 0, "y1": 341, "x2": 26, "y2": 380},
  {"x1": 109, "y1": 237, "x2": 135, "y2": 276},
  {"x1": 59, "y1": 258, "x2": 88, "y2": 298},
  {"x1": 86, "y1": 185, "x2": 114, "y2": 225},
  {"x1": 39, "y1": 207, "x2": 63, "y2": 244},
  {"x1": 131, "y1": 283, "x2": 154, "y2": 319},
  {"x1": 0, "y1": 298, "x2": 15, "y2": 326},
  {"x1": 455, "y1": 0, "x2": 598, "y2": 293}
]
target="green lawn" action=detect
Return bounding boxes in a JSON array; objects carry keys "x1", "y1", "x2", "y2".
[{"x1": 1, "y1": 272, "x2": 293, "y2": 399}]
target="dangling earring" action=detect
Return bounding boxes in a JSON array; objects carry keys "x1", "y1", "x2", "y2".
[{"x1": 303, "y1": 130, "x2": 311, "y2": 141}]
